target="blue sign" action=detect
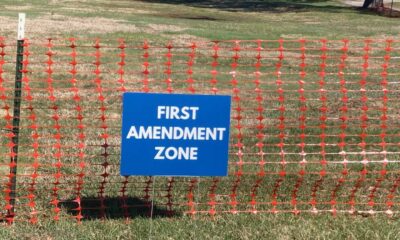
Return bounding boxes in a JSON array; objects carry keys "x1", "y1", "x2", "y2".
[{"x1": 120, "y1": 92, "x2": 231, "y2": 177}]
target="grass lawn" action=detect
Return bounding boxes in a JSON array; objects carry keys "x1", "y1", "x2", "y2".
[
  {"x1": 0, "y1": 0, "x2": 400, "y2": 239},
  {"x1": 1, "y1": 214, "x2": 400, "y2": 239},
  {"x1": 0, "y1": 0, "x2": 399, "y2": 40}
]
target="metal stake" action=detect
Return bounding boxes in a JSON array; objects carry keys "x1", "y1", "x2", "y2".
[
  {"x1": 8, "y1": 13, "x2": 25, "y2": 218},
  {"x1": 149, "y1": 176, "x2": 156, "y2": 240}
]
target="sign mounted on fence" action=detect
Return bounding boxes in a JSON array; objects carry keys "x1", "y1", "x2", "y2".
[{"x1": 120, "y1": 93, "x2": 231, "y2": 176}]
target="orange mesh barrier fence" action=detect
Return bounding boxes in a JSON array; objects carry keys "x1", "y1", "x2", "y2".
[{"x1": 0, "y1": 37, "x2": 400, "y2": 223}]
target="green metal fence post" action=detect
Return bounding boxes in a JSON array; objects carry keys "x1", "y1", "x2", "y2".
[{"x1": 8, "y1": 13, "x2": 25, "y2": 219}]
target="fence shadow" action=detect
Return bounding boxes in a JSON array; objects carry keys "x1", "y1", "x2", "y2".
[{"x1": 60, "y1": 197, "x2": 178, "y2": 220}]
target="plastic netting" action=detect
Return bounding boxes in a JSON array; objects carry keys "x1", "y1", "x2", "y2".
[{"x1": 0, "y1": 38, "x2": 400, "y2": 223}]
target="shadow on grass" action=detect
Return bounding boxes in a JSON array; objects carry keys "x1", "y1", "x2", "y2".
[
  {"x1": 60, "y1": 197, "x2": 179, "y2": 220},
  {"x1": 139, "y1": 0, "x2": 359, "y2": 14}
]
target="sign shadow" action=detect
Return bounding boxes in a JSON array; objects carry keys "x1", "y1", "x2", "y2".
[{"x1": 59, "y1": 196, "x2": 179, "y2": 220}]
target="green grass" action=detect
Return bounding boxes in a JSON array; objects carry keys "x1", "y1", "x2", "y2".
[
  {"x1": 0, "y1": 214, "x2": 398, "y2": 239},
  {"x1": 1, "y1": 0, "x2": 400, "y2": 238},
  {"x1": 0, "y1": 0, "x2": 398, "y2": 40}
]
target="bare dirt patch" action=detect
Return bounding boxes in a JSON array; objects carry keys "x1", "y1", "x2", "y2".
[
  {"x1": 4, "y1": 5, "x2": 33, "y2": 11},
  {"x1": 147, "y1": 24, "x2": 186, "y2": 33},
  {"x1": 0, "y1": 15, "x2": 139, "y2": 36},
  {"x1": 165, "y1": 33, "x2": 208, "y2": 45},
  {"x1": 0, "y1": 14, "x2": 195, "y2": 38}
]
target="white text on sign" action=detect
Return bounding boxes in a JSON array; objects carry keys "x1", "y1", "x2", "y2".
[
  {"x1": 125, "y1": 105, "x2": 227, "y2": 161},
  {"x1": 154, "y1": 146, "x2": 198, "y2": 160},
  {"x1": 157, "y1": 106, "x2": 199, "y2": 120}
]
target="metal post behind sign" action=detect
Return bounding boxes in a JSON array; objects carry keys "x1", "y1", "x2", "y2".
[
  {"x1": 8, "y1": 13, "x2": 25, "y2": 218},
  {"x1": 148, "y1": 176, "x2": 156, "y2": 240}
]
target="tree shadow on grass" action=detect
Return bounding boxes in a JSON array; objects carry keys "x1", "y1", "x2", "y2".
[
  {"x1": 139, "y1": 0, "x2": 359, "y2": 14},
  {"x1": 60, "y1": 197, "x2": 179, "y2": 220}
]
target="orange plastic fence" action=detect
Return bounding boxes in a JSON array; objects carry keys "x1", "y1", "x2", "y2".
[{"x1": 0, "y1": 37, "x2": 400, "y2": 223}]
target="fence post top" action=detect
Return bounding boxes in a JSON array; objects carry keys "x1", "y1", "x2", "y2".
[{"x1": 18, "y1": 13, "x2": 26, "y2": 41}]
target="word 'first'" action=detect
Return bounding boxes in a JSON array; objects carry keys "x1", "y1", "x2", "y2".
[{"x1": 157, "y1": 106, "x2": 199, "y2": 120}]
